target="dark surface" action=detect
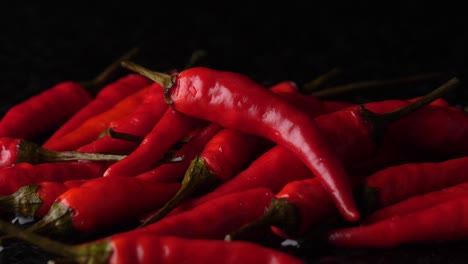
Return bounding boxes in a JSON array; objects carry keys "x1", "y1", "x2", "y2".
[{"x1": 1, "y1": 2, "x2": 467, "y2": 263}]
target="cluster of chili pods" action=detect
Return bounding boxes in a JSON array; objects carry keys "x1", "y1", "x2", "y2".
[{"x1": 0, "y1": 52, "x2": 466, "y2": 264}]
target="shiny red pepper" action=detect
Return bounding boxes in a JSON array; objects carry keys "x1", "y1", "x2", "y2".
[
  {"x1": 25, "y1": 176, "x2": 181, "y2": 238},
  {"x1": 44, "y1": 86, "x2": 151, "y2": 151},
  {"x1": 77, "y1": 82, "x2": 168, "y2": 154},
  {"x1": 326, "y1": 195, "x2": 468, "y2": 248},
  {"x1": 0, "y1": 161, "x2": 109, "y2": 196},
  {"x1": 43, "y1": 73, "x2": 151, "y2": 146},
  {"x1": 0, "y1": 220, "x2": 305, "y2": 264},
  {"x1": 362, "y1": 181, "x2": 468, "y2": 225},
  {"x1": 141, "y1": 127, "x2": 273, "y2": 225},
  {"x1": 122, "y1": 61, "x2": 360, "y2": 222},
  {"x1": 355, "y1": 156, "x2": 468, "y2": 215},
  {"x1": 103, "y1": 107, "x2": 207, "y2": 178},
  {"x1": 0, "y1": 137, "x2": 126, "y2": 169},
  {"x1": 135, "y1": 123, "x2": 222, "y2": 183}
]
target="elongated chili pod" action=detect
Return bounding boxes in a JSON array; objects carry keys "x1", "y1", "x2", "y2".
[
  {"x1": 103, "y1": 107, "x2": 207, "y2": 178},
  {"x1": 326, "y1": 195, "x2": 468, "y2": 248},
  {"x1": 170, "y1": 81, "x2": 459, "y2": 219},
  {"x1": 43, "y1": 86, "x2": 151, "y2": 151},
  {"x1": 0, "y1": 220, "x2": 305, "y2": 264},
  {"x1": 135, "y1": 123, "x2": 222, "y2": 183},
  {"x1": 362, "y1": 181, "x2": 468, "y2": 224},
  {"x1": 77, "y1": 82, "x2": 168, "y2": 154},
  {"x1": 25, "y1": 176, "x2": 181, "y2": 238},
  {"x1": 0, "y1": 161, "x2": 109, "y2": 196},
  {"x1": 0, "y1": 179, "x2": 88, "y2": 219},
  {"x1": 141, "y1": 127, "x2": 272, "y2": 225},
  {"x1": 0, "y1": 137, "x2": 126, "y2": 169},
  {"x1": 356, "y1": 156, "x2": 468, "y2": 215},
  {"x1": 120, "y1": 61, "x2": 361, "y2": 222},
  {"x1": 0, "y1": 48, "x2": 140, "y2": 142}
]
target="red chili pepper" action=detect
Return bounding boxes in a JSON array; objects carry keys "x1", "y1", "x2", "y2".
[
  {"x1": 121, "y1": 61, "x2": 361, "y2": 222},
  {"x1": 43, "y1": 86, "x2": 151, "y2": 151},
  {"x1": 169, "y1": 80, "x2": 458, "y2": 219},
  {"x1": 225, "y1": 177, "x2": 333, "y2": 241},
  {"x1": 160, "y1": 145, "x2": 313, "y2": 220},
  {"x1": 362, "y1": 182, "x2": 468, "y2": 225},
  {"x1": 128, "y1": 187, "x2": 275, "y2": 242},
  {"x1": 326, "y1": 195, "x2": 468, "y2": 248},
  {"x1": 103, "y1": 107, "x2": 207, "y2": 178},
  {"x1": 76, "y1": 82, "x2": 168, "y2": 154},
  {"x1": 0, "y1": 137, "x2": 126, "y2": 169},
  {"x1": 0, "y1": 161, "x2": 109, "y2": 196},
  {"x1": 135, "y1": 123, "x2": 222, "y2": 183},
  {"x1": 25, "y1": 176, "x2": 181, "y2": 238},
  {"x1": 0, "y1": 48, "x2": 139, "y2": 142},
  {"x1": 0, "y1": 179, "x2": 88, "y2": 219},
  {"x1": 141, "y1": 127, "x2": 273, "y2": 225},
  {"x1": 355, "y1": 156, "x2": 468, "y2": 215},
  {"x1": 0, "y1": 220, "x2": 304, "y2": 264}
]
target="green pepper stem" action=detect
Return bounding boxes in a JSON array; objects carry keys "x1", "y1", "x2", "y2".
[
  {"x1": 24, "y1": 202, "x2": 74, "y2": 238},
  {"x1": 310, "y1": 72, "x2": 446, "y2": 98},
  {"x1": 0, "y1": 185, "x2": 42, "y2": 218},
  {"x1": 225, "y1": 198, "x2": 299, "y2": 242},
  {"x1": 18, "y1": 140, "x2": 126, "y2": 164},
  {"x1": 81, "y1": 47, "x2": 140, "y2": 95},
  {"x1": 360, "y1": 77, "x2": 459, "y2": 142},
  {"x1": 100, "y1": 128, "x2": 144, "y2": 143},
  {"x1": 120, "y1": 60, "x2": 176, "y2": 104},
  {"x1": 139, "y1": 155, "x2": 219, "y2": 227}
]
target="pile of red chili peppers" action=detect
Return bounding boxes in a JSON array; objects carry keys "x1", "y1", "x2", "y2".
[{"x1": 0, "y1": 54, "x2": 466, "y2": 264}]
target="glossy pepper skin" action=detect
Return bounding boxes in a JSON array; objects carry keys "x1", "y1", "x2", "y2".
[
  {"x1": 135, "y1": 123, "x2": 222, "y2": 183},
  {"x1": 26, "y1": 176, "x2": 181, "y2": 238},
  {"x1": 0, "y1": 220, "x2": 305, "y2": 264},
  {"x1": 122, "y1": 62, "x2": 360, "y2": 222},
  {"x1": 44, "y1": 74, "x2": 152, "y2": 145},
  {"x1": 326, "y1": 196, "x2": 468, "y2": 248},
  {"x1": 356, "y1": 156, "x2": 468, "y2": 215},
  {"x1": 130, "y1": 187, "x2": 275, "y2": 240},
  {"x1": 103, "y1": 107, "x2": 207, "y2": 178},
  {"x1": 77, "y1": 82, "x2": 167, "y2": 154},
  {"x1": 0, "y1": 81, "x2": 91, "y2": 141},
  {"x1": 43, "y1": 86, "x2": 151, "y2": 151},
  {"x1": 141, "y1": 127, "x2": 273, "y2": 225},
  {"x1": 0, "y1": 161, "x2": 109, "y2": 196},
  {"x1": 363, "y1": 181, "x2": 468, "y2": 224}
]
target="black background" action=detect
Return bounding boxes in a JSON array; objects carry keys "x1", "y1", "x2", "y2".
[{"x1": 0, "y1": 2, "x2": 468, "y2": 263}]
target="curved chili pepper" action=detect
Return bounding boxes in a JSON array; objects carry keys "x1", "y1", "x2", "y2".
[
  {"x1": 127, "y1": 187, "x2": 275, "y2": 242},
  {"x1": 0, "y1": 137, "x2": 126, "y2": 169},
  {"x1": 225, "y1": 177, "x2": 335, "y2": 241},
  {"x1": 326, "y1": 195, "x2": 468, "y2": 248},
  {"x1": 362, "y1": 181, "x2": 468, "y2": 225},
  {"x1": 121, "y1": 61, "x2": 361, "y2": 222},
  {"x1": 25, "y1": 176, "x2": 181, "y2": 238},
  {"x1": 169, "y1": 80, "x2": 459, "y2": 220},
  {"x1": 135, "y1": 123, "x2": 222, "y2": 183},
  {"x1": 76, "y1": 82, "x2": 168, "y2": 154},
  {"x1": 355, "y1": 156, "x2": 468, "y2": 216},
  {"x1": 103, "y1": 107, "x2": 207, "y2": 178},
  {"x1": 0, "y1": 48, "x2": 140, "y2": 142},
  {"x1": 43, "y1": 86, "x2": 151, "y2": 151},
  {"x1": 141, "y1": 127, "x2": 273, "y2": 225},
  {"x1": 0, "y1": 161, "x2": 109, "y2": 196},
  {"x1": 0, "y1": 179, "x2": 88, "y2": 219},
  {"x1": 0, "y1": 220, "x2": 304, "y2": 264}
]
